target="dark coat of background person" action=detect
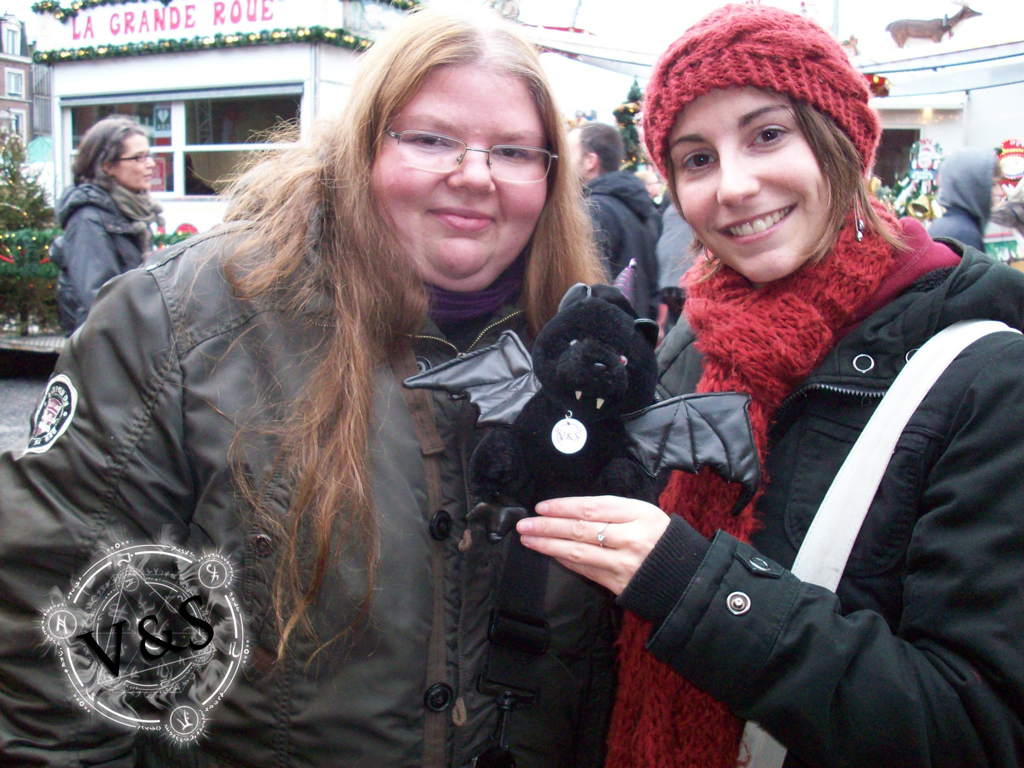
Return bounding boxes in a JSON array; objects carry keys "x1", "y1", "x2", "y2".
[
  {"x1": 585, "y1": 170, "x2": 661, "y2": 320},
  {"x1": 49, "y1": 183, "x2": 148, "y2": 334},
  {"x1": 656, "y1": 206, "x2": 695, "y2": 293},
  {"x1": 655, "y1": 205, "x2": 696, "y2": 332},
  {"x1": 928, "y1": 146, "x2": 998, "y2": 251},
  {"x1": 633, "y1": 244, "x2": 1024, "y2": 767}
]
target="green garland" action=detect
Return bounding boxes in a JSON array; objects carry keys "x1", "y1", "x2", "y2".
[
  {"x1": 34, "y1": 25, "x2": 374, "y2": 62},
  {"x1": 153, "y1": 231, "x2": 194, "y2": 248},
  {"x1": 32, "y1": 0, "x2": 418, "y2": 22}
]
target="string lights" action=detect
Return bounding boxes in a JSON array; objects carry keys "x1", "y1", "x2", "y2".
[
  {"x1": 34, "y1": 25, "x2": 375, "y2": 62},
  {"x1": 0, "y1": 229, "x2": 59, "y2": 274},
  {"x1": 1, "y1": 228, "x2": 192, "y2": 266},
  {"x1": 30, "y1": 0, "x2": 422, "y2": 61},
  {"x1": 865, "y1": 73, "x2": 890, "y2": 97},
  {"x1": 31, "y1": 0, "x2": 419, "y2": 23}
]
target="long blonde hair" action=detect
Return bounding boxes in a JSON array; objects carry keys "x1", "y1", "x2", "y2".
[{"x1": 223, "y1": 6, "x2": 603, "y2": 656}]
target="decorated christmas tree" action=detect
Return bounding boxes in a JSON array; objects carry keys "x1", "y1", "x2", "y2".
[
  {"x1": 0, "y1": 131, "x2": 59, "y2": 334},
  {"x1": 0, "y1": 131, "x2": 54, "y2": 231},
  {"x1": 613, "y1": 79, "x2": 645, "y2": 171}
]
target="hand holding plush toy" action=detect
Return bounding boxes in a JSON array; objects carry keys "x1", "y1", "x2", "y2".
[{"x1": 405, "y1": 283, "x2": 759, "y2": 541}]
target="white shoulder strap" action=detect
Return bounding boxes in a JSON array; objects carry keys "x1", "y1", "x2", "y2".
[{"x1": 740, "y1": 319, "x2": 1019, "y2": 768}]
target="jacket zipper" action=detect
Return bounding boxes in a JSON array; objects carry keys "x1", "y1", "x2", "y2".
[
  {"x1": 784, "y1": 381, "x2": 885, "y2": 405},
  {"x1": 775, "y1": 381, "x2": 886, "y2": 423},
  {"x1": 410, "y1": 309, "x2": 525, "y2": 357}
]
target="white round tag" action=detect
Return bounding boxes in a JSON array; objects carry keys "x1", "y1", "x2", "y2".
[{"x1": 551, "y1": 416, "x2": 587, "y2": 454}]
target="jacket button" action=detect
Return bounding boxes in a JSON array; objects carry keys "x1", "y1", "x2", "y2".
[
  {"x1": 424, "y1": 682, "x2": 454, "y2": 712},
  {"x1": 429, "y1": 510, "x2": 453, "y2": 541},
  {"x1": 748, "y1": 556, "x2": 771, "y2": 572},
  {"x1": 726, "y1": 591, "x2": 751, "y2": 616},
  {"x1": 252, "y1": 534, "x2": 274, "y2": 558}
]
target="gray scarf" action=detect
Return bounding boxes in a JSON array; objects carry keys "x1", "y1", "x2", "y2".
[{"x1": 108, "y1": 182, "x2": 165, "y2": 252}]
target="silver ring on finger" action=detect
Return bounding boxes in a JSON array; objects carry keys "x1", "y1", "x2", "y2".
[{"x1": 596, "y1": 522, "x2": 610, "y2": 547}]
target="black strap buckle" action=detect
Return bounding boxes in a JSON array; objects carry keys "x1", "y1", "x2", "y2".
[
  {"x1": 487, "y1": 608, "x2": 550, "y2": 656},
  {"x1": 476, "y1": 675, "x2": 538, "y2": 706},
  {"x1": 471, "y1": 690, "x2": 519, "y2": 768}
]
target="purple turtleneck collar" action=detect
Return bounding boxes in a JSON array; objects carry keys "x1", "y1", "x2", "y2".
[{"x1": 427, "y1": 256, "x2": 525, "y2": 324}]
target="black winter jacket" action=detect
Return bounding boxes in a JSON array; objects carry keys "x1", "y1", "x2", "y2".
[
  {"x1": 624, "y1": 244, "x2": 1024, "y2": 767},
  {"x1": 49, "y1": 183, "x2": 149, "y2": 334},
  {"x1": 584, "y1": 171, "x2": 661, "y2": 320}
]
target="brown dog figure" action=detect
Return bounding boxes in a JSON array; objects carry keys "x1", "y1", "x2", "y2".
[{"x1": 886, "y1": 3, "x2": 981, "y2": 48}]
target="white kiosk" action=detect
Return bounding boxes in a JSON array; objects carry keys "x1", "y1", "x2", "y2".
[{"x1": 34, "y1": 0, "x2": 408, "y2": 232}]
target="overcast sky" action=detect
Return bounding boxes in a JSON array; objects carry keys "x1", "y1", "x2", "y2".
[{"x1": 4, "y1": 0, "x2": 1019, "y2": 123}]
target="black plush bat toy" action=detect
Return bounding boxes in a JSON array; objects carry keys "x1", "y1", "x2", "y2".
[{"x1": 404, "y1": 283, "x2": 760, "y2": 541}]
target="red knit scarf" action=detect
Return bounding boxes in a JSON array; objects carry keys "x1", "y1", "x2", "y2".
[{"x1": 605, "y1": 209, "x2": 898, "y2": 768}]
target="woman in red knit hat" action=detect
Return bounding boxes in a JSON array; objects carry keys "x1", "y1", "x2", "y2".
[{"x1": 518, "y1": 4, "x2": 1024, "y2": 767}]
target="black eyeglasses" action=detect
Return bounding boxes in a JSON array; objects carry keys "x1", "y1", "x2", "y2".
[
  {"x1": 115, "y1": 152, "x2": 153, "y2": 164},
  {"x1": 384, "y1": 129, "x2": 555, "y2": 184}
]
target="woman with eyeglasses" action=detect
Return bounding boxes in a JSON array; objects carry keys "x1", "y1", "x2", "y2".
[
  {"x1": 0, "y1": 7, "x2": 611, "y2": 768},
  {"x1": 49, "y1": 115, "x2": 162, "y2": 335}
]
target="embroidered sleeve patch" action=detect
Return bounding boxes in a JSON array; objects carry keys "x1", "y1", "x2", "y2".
[{"x1": 26, "y1": 374, "x2": 79, "y2": 454}]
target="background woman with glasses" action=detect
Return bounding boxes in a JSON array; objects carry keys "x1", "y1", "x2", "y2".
[
  {"x1": 49, "y1": 115, "x2": 162, "y2": 334},
  {"x1": 0, "y1": 7, "x2": 612, "y2": 767}
]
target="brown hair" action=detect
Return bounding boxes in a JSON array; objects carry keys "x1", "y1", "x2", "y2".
[
  {"x1": 789, "y1": 100, "x2": 901, "y2": 260},
  {"x1": 223, "y1": 6, "x2": 602, "y2": 656},
  {"x1": 664, "y1": 92, "x2": 903, "y2": 274},
  {"x1": 576, "y1": 122, "x2": 625, "y2": 174},
  {"x1": 72, "y1": 115, "x2": 147, "y2": 186}
]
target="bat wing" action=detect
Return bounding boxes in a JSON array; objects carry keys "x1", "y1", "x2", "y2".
[
  {"x1": 625, "y1": 392, "x2": 761, "y2": 515},
  {"x1": 402, "y1": 330, "x2": 540, "y2": 426}
]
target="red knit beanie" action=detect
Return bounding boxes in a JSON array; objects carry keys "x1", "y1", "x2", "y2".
[{"x1": 643, "y1": 4, "x2": 880, "y2": 178}]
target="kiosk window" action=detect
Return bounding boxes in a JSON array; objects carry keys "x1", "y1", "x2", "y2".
[
  {"x1": 67, "y1": 91, "x2": 300, "y2": 196},
  {"x1": 184, "y1": 94, "x2": 299, "y2": 195}
]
